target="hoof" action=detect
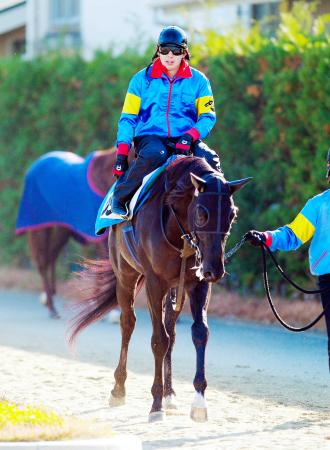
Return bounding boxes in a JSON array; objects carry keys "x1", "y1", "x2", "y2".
[
  {"x1": 164, "y1": 395, "x2": 178, "y2": 410},
  {"x1": 190, "y1": 406, "x2": 208, "y2": 422},
  {"x1": 49, "y1": 309, "x2": 60, "y2": 319},
  {"x1": 148, "y1": 410, "x2": 165, "y2": 423},
  {"x1": 40, "y1": 292, "x2": 47, "y2": 305},
  {"x1": 109, "y1": 394, "x2": 125, "y2": 407}
]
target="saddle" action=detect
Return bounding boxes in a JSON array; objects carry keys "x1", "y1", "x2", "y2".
[{"x1": 95, "y1": 155, "x2": 179, "y2": 235}]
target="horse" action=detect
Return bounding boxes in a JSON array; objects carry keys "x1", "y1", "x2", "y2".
[
  {"x1": 69, "y1": 155, "x2": 250, "y2": 422},
  {"x1": 16, "y1": 148, "x2": 135, "y2": 318}
]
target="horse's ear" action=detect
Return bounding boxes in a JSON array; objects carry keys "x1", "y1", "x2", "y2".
[
  {"x1": 228, "y1": 177, "x2": 253, "y2": 195},
  {"x1": 190, "y1": 172, "x2": 206, "y2": 193}
]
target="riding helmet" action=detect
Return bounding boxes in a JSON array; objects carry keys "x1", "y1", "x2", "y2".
[{"x1": 158, "y1": 26, "x2": 188, "y2": 48}]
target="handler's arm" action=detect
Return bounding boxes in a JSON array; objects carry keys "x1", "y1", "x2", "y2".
[{"x1": 266, "y1": 198, "x2": 317, "y2": 251}]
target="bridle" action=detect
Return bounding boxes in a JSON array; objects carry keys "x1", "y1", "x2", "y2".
[
  {"x1": 161, "y1": 172, "x2": 234, "y2": 311},
  {"x1": 166, "y1": 176, "x2": 234, "y2": 262}
]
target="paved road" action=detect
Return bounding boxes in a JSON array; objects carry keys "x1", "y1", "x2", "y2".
[
  {"x1": 0, "y1": 289, "x2": 329, "y2": 449},
  {"x1": 0, "y1": 289, "x2": 328, "y2": 401}
]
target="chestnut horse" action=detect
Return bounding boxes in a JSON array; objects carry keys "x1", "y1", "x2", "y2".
[
  {"x1": 17, "y1": 148, "x2": 134, "y2": 318},
  {"x1": 70, "y1": 156, "x2": 250, "y2": 422}
]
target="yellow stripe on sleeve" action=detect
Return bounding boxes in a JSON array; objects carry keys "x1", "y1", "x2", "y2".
[
  {"x1": 195, "y1": 96, "x2": 215, "y2": 117},
  {"x1": 287, "y1": 213, "x2": 315, "y2": 244},
  {"x1": 122, "y1": 92, "x2": 141, "y2": 115}
]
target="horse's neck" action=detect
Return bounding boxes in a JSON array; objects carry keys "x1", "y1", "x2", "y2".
[
  {"x1": 90, "y1": 150, "x2": 116, "y2": 193},
  {"x1": 91, "y1": 148, "x2": 136, "y2": 193}
]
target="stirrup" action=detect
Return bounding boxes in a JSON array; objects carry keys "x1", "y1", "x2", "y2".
[{"x1": 111, "y1": 201, "x2": 130, "y2": 220}]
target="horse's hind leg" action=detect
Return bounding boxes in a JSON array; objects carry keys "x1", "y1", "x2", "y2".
[
  {"x1": 186, "y1": 280, "x2": 211, "y2": 422},
  {"x1": 48, "y1": 227, "x2": 70, "y2": 296},
  {"x1": 109, "y1": 270, "x2": 139, "y2": 407},
  {"x1": 28, "y1": 229, "x2": 56, "y2": 317},
  {"x1": 146, "y1": 276, "x2": 169, "y2": 422},
  {"x1": 163, "y1": 288, "x2": 184, "y2": 411},
  {"x1": 28, "y1": 227, "x2": 69, "y2": 319}
]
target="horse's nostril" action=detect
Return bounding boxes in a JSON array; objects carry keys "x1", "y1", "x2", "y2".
[{"x1": 204, "y1": 271, "x2": 212, "y2": 280}]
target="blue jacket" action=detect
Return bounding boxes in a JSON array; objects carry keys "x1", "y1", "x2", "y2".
[
  {"x1": 117, "y1": 58, "x2": 216, "y2": 146},
  {"x1": 266, "y1": 189, "x2": 330, "y2": 276}
]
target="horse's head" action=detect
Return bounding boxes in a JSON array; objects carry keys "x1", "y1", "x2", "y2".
[{"x1": 187, "y1": 172, "x2": 251, "y2": 282}]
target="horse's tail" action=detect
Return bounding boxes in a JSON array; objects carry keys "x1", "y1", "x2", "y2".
[
  {"x1": 68, "y1": 259, "x2": 119, "y2": 345},
  {"x1": 68, "y1": 259, "x2": 144, "y2": 345},
  {"x1": 68, "y1": 259, "x2": 117, "y2": 345}
]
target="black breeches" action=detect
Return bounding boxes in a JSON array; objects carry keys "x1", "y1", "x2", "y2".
[
  {"x1": 318, "y1": 274, "x2": 330, "y2": 373},
  {"x1": 113, "y1": 135, "x2": 221, "y2": 205}
]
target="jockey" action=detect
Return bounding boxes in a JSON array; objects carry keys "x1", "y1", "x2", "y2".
[
  {"x1": 246, "y1": 149, "x2": 330, "y2": 372},
  {"x1": 111, "y1": 25, "x2": 220, "y2": 218}
]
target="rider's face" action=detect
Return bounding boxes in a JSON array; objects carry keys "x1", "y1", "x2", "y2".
[{"x1": 158, "y1": 49, "x2": 186, "y2": 73}]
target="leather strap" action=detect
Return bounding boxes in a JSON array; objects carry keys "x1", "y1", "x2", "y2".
[{"x1": 175, "y1": 239, "x2": 195, "y2": 312}]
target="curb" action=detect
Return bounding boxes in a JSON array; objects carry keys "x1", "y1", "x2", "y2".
[{"x1": 0, "y1": 435, "x2": 142, "y2": 450}]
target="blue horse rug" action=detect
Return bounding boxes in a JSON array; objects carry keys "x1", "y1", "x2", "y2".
[
  {"x1": 16, "y1": 151, "x2": 107, "y2": 243},
  {"x1": 95, "y1": 155, "x2": 179, "y2": 235}
]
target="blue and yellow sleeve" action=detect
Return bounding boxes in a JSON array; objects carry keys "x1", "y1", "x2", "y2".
[
  {"x1": 268, "y1": 198, "x2": 317, "y2": 251},
  {"x1": 194, "y1": 75, "x2": 216, "y2": 139},
  {"x1": 117, "y1": 73, "x2": 142, "y2": 145}
]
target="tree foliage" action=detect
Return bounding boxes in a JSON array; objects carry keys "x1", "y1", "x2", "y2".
[{"x1": 0, "y1": 3, "x2": 329, "y2": 294}]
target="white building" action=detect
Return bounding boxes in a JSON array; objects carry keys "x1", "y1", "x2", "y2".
[
  {"x1": 0, "y1": 0, "x2": 159, "y2": 59},
  {"x1": 25, "y1": 0, "x2": 159, "y2": 59},
  {"x1": 153, "y1": 0, "x2": 281, "y2": 37},
  {"x1": 0, "y1": 0, "x2": 329, "y2": 59},
  {"x1": 0, "y1": 0, "x2": 26, "y2": 56}
]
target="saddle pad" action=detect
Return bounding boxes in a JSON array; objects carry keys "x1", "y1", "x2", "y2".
[
  {"x1": 95, "y1": 155, "x2": 178, "y2": 235},
  {"x1": 16, "y1": 151, "x2": 107, "y2": 243}
]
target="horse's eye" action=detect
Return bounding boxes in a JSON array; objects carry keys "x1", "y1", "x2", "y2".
[{"x1": 194, "y1": 205, "x2": 209, "y2": 228}]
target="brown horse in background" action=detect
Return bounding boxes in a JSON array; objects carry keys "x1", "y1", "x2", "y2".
[
  {"x1": 18, "y1": 148, "x2": 134, "y2": 318},
  {"x1": 70, "y1": 156, "x2": 250, "y2": 422}
]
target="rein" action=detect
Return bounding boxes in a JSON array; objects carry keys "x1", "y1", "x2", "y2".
[{"x1": 225, "y1": 235, "x2": 330, "y2": 332}]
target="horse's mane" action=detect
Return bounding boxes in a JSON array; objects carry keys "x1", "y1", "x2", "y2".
[{"x1": 150, "y1": 156, "x2": 223, "y2": 204}]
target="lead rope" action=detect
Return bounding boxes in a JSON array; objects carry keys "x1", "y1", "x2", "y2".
[
  {"x1": 224, "y1": 235, "x2": 330, "y2": 332},
  {"x1": 260, "y1": 243, "x2": 330, "y2": 332}
]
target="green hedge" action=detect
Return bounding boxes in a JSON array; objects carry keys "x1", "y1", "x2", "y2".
[{"x1": 1, "y1": 4, "x2": 329, "y2": 293}]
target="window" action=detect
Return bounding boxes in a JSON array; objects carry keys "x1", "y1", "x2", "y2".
[
  {"x1": 252, "y1": 2, "x2": 280, "y2": 35},
  {"x1": 252, "y1": 2, "x2": 279, "y2": 21},
  {"x1": 45, "y1": 31, "x2": 81, "y2": 51},
  {"x1": 47, "y1": 0, "x2": 81, "y2": 51},
  {"x1": 12, "y1": 39, "x2": 26, "y2": 55},
  {"x1": 50, "y1": 0, "x2": 80, "y2": 25}
]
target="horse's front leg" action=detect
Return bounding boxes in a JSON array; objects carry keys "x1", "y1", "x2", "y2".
[
  {"x1": 146, "y1": 276, "x2": 169, "y2": 422},
  {"x1": 163, "y1": 288, "x2": 183, "y2": 411},
  {"x1": 186, "y1": 280, "x2": 211, "y2": 422}
]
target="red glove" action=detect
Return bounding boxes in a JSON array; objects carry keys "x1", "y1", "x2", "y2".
[
  {"x1": 112, "y1": 143, "x2": 129, "y2": 177},
  {"x1": 245, "y1": 230, "x2": 272, "y2": 247},
  {"x1": 175, "y1": 128, "x2": 200, "y2": 155}
]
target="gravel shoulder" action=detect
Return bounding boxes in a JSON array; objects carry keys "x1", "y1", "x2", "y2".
[{"x1": 0, "y1": 289, "x2": 329, "y2": 449}]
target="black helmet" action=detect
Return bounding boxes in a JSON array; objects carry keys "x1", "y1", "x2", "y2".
[
  {"x1": 327, "y1": 149, "x2": 330, "y2": 182},
  {"x1": 158, "y1": 26, "x2": 188, "y2": 49}
]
